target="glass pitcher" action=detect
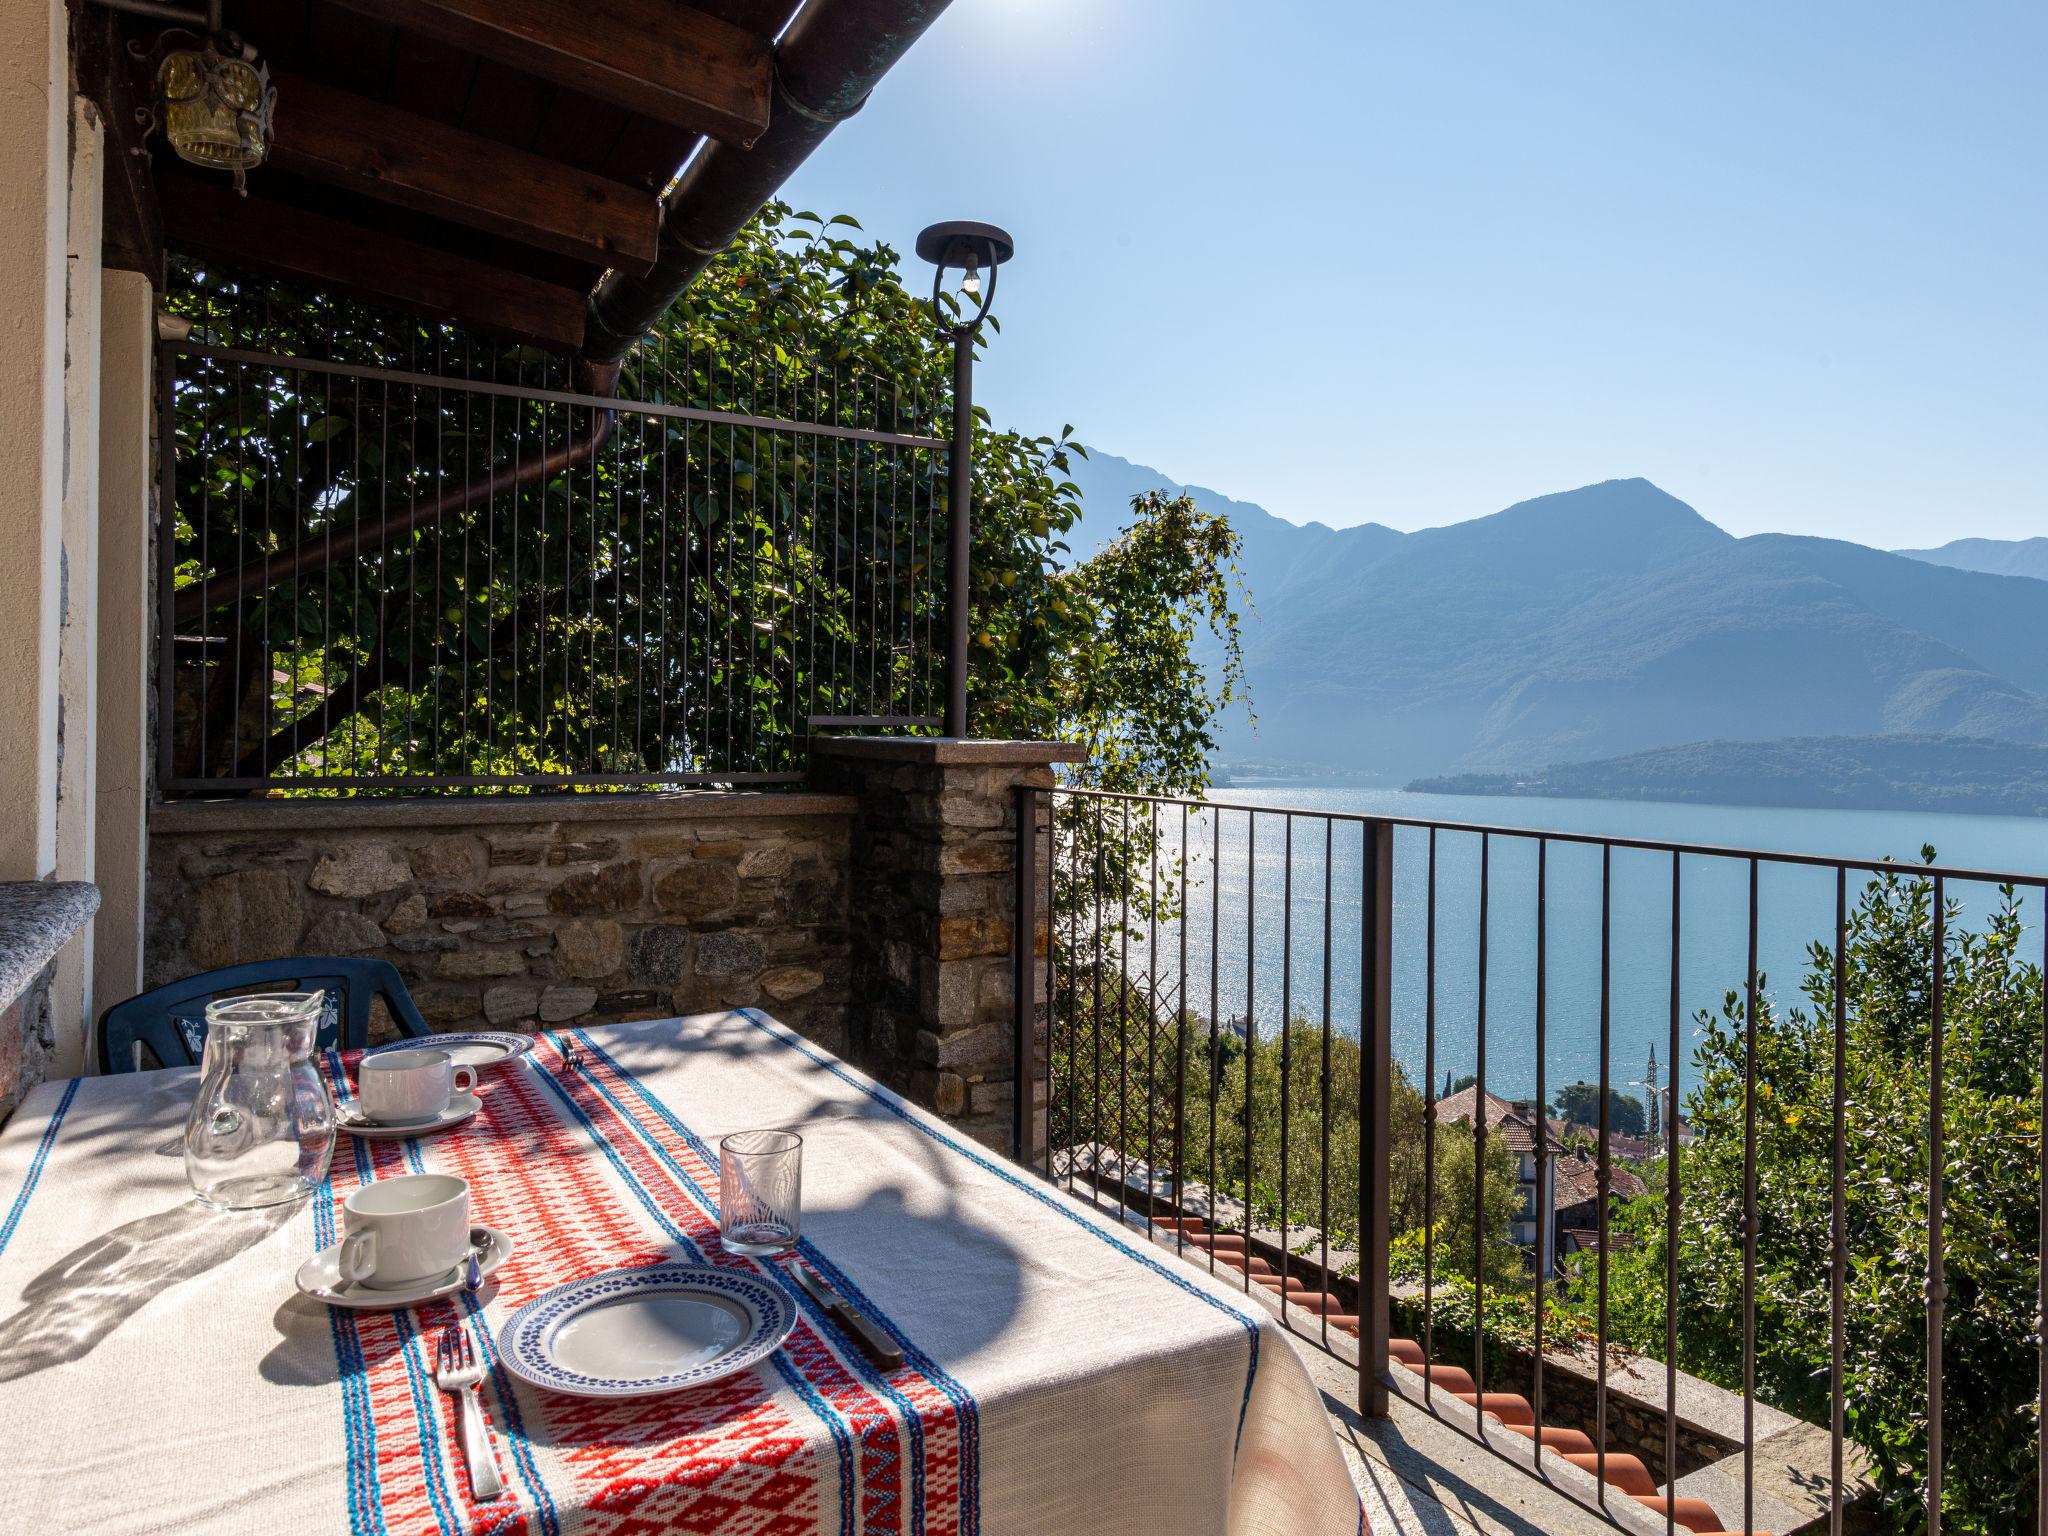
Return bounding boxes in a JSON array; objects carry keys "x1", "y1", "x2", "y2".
[{"x1": 185, "y1": 993, "x2": 337, "y2": 1210}]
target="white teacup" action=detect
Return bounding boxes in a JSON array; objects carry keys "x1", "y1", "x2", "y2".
[
  {"x1": 340, "y1": 1173, "x2": 471, "y2": 1290},
  {"x1": 358, "y1": 1047, "x2": 476, "y2": 1125}
]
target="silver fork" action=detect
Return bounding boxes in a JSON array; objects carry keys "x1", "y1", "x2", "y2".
[{"x1": 434, "y1": 1323, "x2": 505, "y2": 1502}]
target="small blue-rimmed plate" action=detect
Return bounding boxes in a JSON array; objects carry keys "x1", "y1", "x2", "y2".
[
  {"x1": 365, "y1": 1031, "x2": 533, "y2": 1069},
  {"x1": 497, "y1": 1264, "x2": 797, "y2": 1399}
]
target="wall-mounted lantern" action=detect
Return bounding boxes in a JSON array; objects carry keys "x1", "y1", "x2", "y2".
[{"x1": 110, "y1": 0, "x2": 276, "y2": 194}]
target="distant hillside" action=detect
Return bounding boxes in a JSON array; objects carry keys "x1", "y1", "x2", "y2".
[
  {"x1": 1896, "y1": 536, "x2": 2048, "y2": 583},
  {"x1": 1410, "y1": 735, "x2": 2048, "y2": 819},
  {"x1": 1065, "y1": 456, "x2": 2048, "y2": 790}
]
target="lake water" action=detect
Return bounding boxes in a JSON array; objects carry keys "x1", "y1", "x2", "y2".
[{"x1": 1083, "y1": 787, "x2": 2048, "y2": 1114}]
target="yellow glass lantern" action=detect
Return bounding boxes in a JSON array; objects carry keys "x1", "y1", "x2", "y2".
[{"x1": 155, "y1": 33, "x2": 275, "y2": 192}]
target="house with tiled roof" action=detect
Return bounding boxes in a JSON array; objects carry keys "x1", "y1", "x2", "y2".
[{"x1": 1435, "y1": 1089, "x2": 1650, "y2": 1276}]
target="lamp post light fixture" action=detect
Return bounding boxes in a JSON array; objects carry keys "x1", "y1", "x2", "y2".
[{"x1": 917, "y1": 221, "x2": 1015, "y2": 739}]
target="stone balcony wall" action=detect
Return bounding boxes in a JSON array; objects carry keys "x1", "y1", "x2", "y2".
[
  {"x1": 145, "y1": 794, "x2": 854, "y2": 1052},
  {"x1": 807, "y1": 737, "x2": 1078, "y2": 1158}
]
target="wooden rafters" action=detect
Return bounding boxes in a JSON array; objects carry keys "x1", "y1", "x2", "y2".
[
  {"x1": 266, "y1": 73, "x2": 659, "y2": 273},
  {"x1": 323, "y1": 0, "x2": 775, "y2": 146},
  {"x1": 161, "y1": 180, "x2": 590, "y2": 351}
]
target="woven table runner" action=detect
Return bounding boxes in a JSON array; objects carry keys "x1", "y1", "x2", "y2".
[{"x1": 319, "y1": 1030, "x2": 975, "y2": 1536}]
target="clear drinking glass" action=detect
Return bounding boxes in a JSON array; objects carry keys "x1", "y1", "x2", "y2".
[
  {"x1": 719, "y1": 1129, "x2": 802, "y2": 1255},
  {"x1": 184, "y1": 993, "x2": 337, "y2": 1210}
]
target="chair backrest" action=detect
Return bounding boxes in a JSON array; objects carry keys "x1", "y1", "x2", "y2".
[{"x1": 96, "y1": 957, "x2": 431, "y2": 1075}]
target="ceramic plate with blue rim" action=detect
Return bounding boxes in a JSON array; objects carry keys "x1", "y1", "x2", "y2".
[
  {"x1": 497, "y1": 1264, "x2": 798, "y2": 1398},
  {"x1": 365, "y1": 1030, "x2": 533, "y2": 1069}
]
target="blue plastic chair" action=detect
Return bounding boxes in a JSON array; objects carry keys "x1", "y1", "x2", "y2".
[{"x1": 96, "y1": 957, "x2": 431, "y2": 1075}]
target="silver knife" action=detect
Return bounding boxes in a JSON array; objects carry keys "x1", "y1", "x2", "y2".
[{"x1": 795, "y1": 1262, "x2": 905, "y2": 1370}]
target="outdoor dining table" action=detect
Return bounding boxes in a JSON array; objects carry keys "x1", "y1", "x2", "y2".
[{"x1": 0, "y1": 1009, "x2": 1363, "y2": 1535}]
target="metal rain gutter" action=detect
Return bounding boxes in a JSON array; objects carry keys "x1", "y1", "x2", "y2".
[{"x1": 579, "y1": 0, "x2": 957, "y2": 365}]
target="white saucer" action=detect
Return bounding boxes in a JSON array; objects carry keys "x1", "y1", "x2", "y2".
[
  {"x1": 364, "y1": 1031, "x2": 534, "y2": 1069},
  {"x1": 296, "y1": 1225, "x2": 514, "y2": 1310},
  {"x1": 338, "y1": 1092, "x2": 481, "y2": 1140}
]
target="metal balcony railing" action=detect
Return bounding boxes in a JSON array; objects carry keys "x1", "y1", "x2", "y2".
[{"x1": 1011, "y1": 785, "x2": 2048, "y2": 1535}]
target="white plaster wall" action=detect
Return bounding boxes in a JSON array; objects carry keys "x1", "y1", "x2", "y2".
[
  {"x1": 51, "y1": 94, "x2": 106, "y2": 1073},
  {"x1": 0, "y1": 0, "x2": 70, "y2": 882}
]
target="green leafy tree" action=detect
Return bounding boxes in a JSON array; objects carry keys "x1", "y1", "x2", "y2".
[
  {"x1": 1550, "y1": 1081, "x2": 1647, "y2": 1140},
  {"x1": 1599, "y1": 857, "x2": 2045, "y2": 1535}
]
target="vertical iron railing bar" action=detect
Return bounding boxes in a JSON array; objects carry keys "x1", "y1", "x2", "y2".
[
  {"x1": 228, "y1": 363, "x2": 244, "y2": 774},
  {"x1": 658, "y1": 354, "x2": 671, "y2": 763},
  {"x1": 479, "y1": 368, "x2": 495, "y2": 774},
  {"x1": 724, "y1": 409, "x2": 736, "y2": 768},
  {"x1": 1534, "y1": 835, "x2": 1548, "y2": 1464},
  {"x1": 1423, "y1": 826, "x2": 1437, "y2": 1405},
  {"x1": 1320, "y1": 817, "x2": 1334, "y2": 1350},
  {"x1": 1175, "y1": 801, "x2": 1192, "y2": 1256},
  {"x1": 1596, "y1": 842, "x2": 1612, "y2": 1497},
  {"x1": 1119, "y1": 800, "x2": 1133, "y2": 1222},
  {"x1": 403, "y1": 342, "x2": 415, "y2": 770},
  {"x1": 1060, "y1": 793, "x2": 1078, "y2": 1192},
  {"x1": 2039, "y1": 892, "x2": 2048, "y2": 1536},
  {"x1": 588, "y1": 400, "x2": 602, "y2": 772},
  {"x1": 1209, "y1": 806, "x2": 1222, "y2": 1276},
  {"x1": 261, "y1": 356, "x2": 274, "y2": 767},
  {"x1": 1048, "y1": 786, "x2": 1064, "y2": 1187},
  {"x1": 196, "y1": 364, "x2": 211, "y2": 777},
  {"x1": 1475, "y1": 831, "x2": 1490, "y2": 1432},
  {"x1": 634, "y1": 401, "x2": 647, "y2": 765},
  {"x1": 1928, "y1": 874, "x2": 1946, "y2": 1536},
  {"x1": 376, "y1": 375, "x2": 391, "y2": 770},
  {"x1": 1830, "y1": 865, "x2": 1847, "y2": 1536},
  {"x1": 349, "y1": 372, "x2": 362, "y2": 777},
  {"x1": 1667, "y1": 852, "x2": 1682, "y2": 1536},
  {"x1": 319, "y1": 363, "x2": 333, "y2": 779},
  {"x1": 1091, "y1": 798, "x2": 1105, "y2": 1214},
  {"x1": 1280, "y1": 812, "x2": 1294, "y2": 1327},
  {"x1": 1744, "y1": 858, "x2": 1760, "y2": 1536},
  {"x1": 1244, "y1": 810, "x2": 1257, "y2": 1293},
  {"x1": 506, "y1": 359, "x2": 520, "y2": 763},
  {"x1": 1146, "y1": 802, "x2": 1160, "y2": 1240}
]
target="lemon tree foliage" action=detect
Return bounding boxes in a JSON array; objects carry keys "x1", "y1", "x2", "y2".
[{"x1": 166, "y1": 202, "x2": 1245, "y2": 789}]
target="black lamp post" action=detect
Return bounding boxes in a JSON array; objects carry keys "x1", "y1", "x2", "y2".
[{"x1": 917, "y1": 220, "x2": 1014, "y2": 739}]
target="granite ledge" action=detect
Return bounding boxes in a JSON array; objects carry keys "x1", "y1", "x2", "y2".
[
  {"x1": 152, "y1": 789, "x2": 857, "y2": 834},
  {"x1": 0, "y1": 881, "x2": 100, "y2": 1011},
  {"x1": 805, "y1": 736, "x2": 1086, "y2": 766}
]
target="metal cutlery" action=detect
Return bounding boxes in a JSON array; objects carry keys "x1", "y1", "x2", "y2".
[
  {"x1": 794, "y1": 1262, "x2": 904, "y2": 1370},
  {"x1": 465, "y1": 1227, "x2": 489, "y2": 1295},
  {"x1": 434, "y1": 1323, "x2": 505, "y2": 1502}
]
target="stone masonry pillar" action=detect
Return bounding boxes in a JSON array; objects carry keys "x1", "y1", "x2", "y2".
[{"x1": 806, "y1": 738, "x2": 1082, "y2": 1159}]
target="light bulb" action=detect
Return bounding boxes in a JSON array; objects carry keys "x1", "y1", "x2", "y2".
[{"x1": 961, "y1": 255, "x2": 982, "y2": 299}]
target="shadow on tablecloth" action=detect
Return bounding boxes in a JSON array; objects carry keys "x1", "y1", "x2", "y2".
[{"x1": 0, "y1": 1199, "x2": 293, "y2": 1382}]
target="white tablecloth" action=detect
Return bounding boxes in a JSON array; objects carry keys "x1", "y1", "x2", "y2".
[{"x1": 0, "y1": 1010, "x2": 1363, "y2": 1534}]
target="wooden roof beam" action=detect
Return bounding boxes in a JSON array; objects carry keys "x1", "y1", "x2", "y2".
[
  {"x1": 324, "y1": 0, "x2": 774, "y2": 146},
  {"x1": 267, "y1": 73, "x2": 659, "y2": 273},
  {"x1": 161, "y1": 180, "x2": 589, "y2": 352}
]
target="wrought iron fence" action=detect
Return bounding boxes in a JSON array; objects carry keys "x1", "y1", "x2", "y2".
[
  {"x1": 1012, "y1": 786, "x2": 2048, "y2": 1536},
  {"x1": 161, "y1": 332, "x2": 949, "y2": 793}
]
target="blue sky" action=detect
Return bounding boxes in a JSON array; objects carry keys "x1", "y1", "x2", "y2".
[{"x1": 782, "y1": 1, "x2": 2043, "y2": 546}]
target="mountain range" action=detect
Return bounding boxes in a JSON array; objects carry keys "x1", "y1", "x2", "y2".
[
  {"x1": 1064, "y1": 453, "x2": 2048, "y2": 805},
  {"x1": 1893, "y1": 536, "x2": 2048, "y2": 582}
]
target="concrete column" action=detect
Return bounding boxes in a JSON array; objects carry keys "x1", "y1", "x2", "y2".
[
  {"x1": 92, "y1": 270, "x2": 157, "y2": 1043},
  {"x1": 807, "y1": 737, "x2": 1080, "y2": 1157},
  {"x1": 0, "y1": 0, "x2": 71, "y2": 883},
  {"x1": 50, "y1": 96, "x2": 106, "y2": 1073}
]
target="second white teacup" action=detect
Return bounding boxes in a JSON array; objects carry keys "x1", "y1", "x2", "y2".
[
  {"x1": 358, "y1": 1047, "x2": 476, "y2": 1126},
  {"x1": 340, "y1": 1172, "x2": 471, "y2": 1290}
]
